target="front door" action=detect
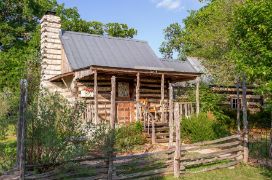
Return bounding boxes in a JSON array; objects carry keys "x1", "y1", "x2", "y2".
[{"x1": 116, "y1": 80, "x2": 135, "y2": 124}]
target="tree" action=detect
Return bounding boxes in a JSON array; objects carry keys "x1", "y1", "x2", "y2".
[
  {"x1": 231, "y1": 0, "x2": 272, "y2": 157},
  {"x1": 160, "y1": 0, "x2": 243, "y2": 84},
  {"x1": 231, "y1": 0, "x2": 272, "y2": 94},
  {"x1": 0, "y1": 0, "x2": 137, "y2": 92}
]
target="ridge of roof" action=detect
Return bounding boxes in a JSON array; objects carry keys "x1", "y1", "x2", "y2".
[{"x1": 61, "y1": 30, "x2": 147, "y2": 43}]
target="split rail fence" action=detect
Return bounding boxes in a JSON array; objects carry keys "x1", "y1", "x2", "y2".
[{"x1": 22, "y1": 134, "x2": 243, "y2": 179}]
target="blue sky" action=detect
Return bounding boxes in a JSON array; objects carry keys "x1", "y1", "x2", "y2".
[{"x1": 57, "y1": 0, "x2": 204, "y2": 57}]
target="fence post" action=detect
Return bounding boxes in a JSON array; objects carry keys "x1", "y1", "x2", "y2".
[
  {"x1": 108, "y1": 76, "x2": 116, "y2": 180},
  {"x1": 169, "y1": 83, "x2": 174, "y2": 147},
  {"x1": 16, "y1": 79, "x2": 28, "y2": 179},
  {"x1": 174, "y1": 102, "x2": 181, "y2": 177},
  {"x1": 242, "y1": 74, "x2": 248, "y2": 163}
]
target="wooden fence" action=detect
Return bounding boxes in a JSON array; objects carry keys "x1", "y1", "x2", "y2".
[{"x1": 20, "y1": 134, "x2": 242, "y2": 180}]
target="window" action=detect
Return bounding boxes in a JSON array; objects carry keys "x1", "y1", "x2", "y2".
[
  {"x1": 118, "y1": 82, "x2": 130, "y2": 98},
  {"x1": 231, "y1": 98, "x2": 241, "y2": 109}
]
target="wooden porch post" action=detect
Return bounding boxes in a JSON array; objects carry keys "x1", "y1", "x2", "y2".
[
  {"x1": 94, "y1": 70, "x2": 99, "y2": 124},
  {"x1": 169, "y1": 83, "x2": 174, "y2": 147},
  {"x1": 136, "y1": 72, "x2": 140, "y2": 121},
  {"x1": 108, "y1": 76, "x2": 116, "y2": 180},
  {"x1": 110, "y1": 76, "x2": 116, "y2": 129},
  {"x1": 196, "y1": 76, "x2": 200, "y2": 116},
  {"x1": 242, "y1": 74, "x2": 248, "y2": 163},
  {"x1": 161, "y1": 73, "x2": 165, "y2": 122}
]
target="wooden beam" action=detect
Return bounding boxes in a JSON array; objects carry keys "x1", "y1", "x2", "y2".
[
  {"x1": 196, "y1": 77, "x2": 200, "y2": 116},
  {"x1": 110, "y1": 76, "x2": 116, "y2": 129},
  {"x1": 169, "y1": 83, "x2": 174, "y2": 147},
  {"x1": 242, "y1": 74, "x2": 248, "y2": 163},
  {"x1": 91, "y1": 66, "x2": 201, "y2": 77},
  {"x1": 174, "y1": 102, "x2": 181, "y2": 178},
  {"x1": 94, "y1": 70, "x2": 99, "y2": 124},
  {"x1": 108, "y1": 76, "x2": 116, "y2": 180},
  {"x1": 161, "y1": 73, "x2": 165, "y2": 122},
  {"x1": 136, "y1": 72, "x2": 140, "y2": 121}
]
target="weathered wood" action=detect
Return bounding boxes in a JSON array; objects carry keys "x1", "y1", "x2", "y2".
[
  {"x1": 94, "y1": 70, "x2": 99, "y2": 124},
  {"x1": 136, "y1": 72, "x2": 140, "y2": 121},
  {"x1": 108, "y1": 76, "x2": 116, "y2": 180},
  {"x1": 181, "y1": 134, "x2": 241, "y2": 147},
  {"x1": 114, "y1": 150, "x2": 174, "y2": 161},
  {"x1": 236, "y1": 77, "x2": 241, "y2": 133},
  {"x1": 181, "y1": 140, "x2": 241, "y2": 152},
  {"x1": 242, "y1": 74, "x2": 248, "y2": 163},
  {"x1": 181, "y1": 146, "x2": 243, "y2": 161},
  {"x1": 161, "y1": 74, "x2": 165, "y2": 122},
  {"x1": 174, "y1": 102, "x2": 181, "y2": 177},
  {"x1": 196, "y1": 77, "x2": 200, "y2": 116},
  {"x1": 183, "y1": 152, "x2": 241, "y2": 167},
  {"x1": 152, "y1": 111, "x2": 156, "y2": 144},
  {"x1": 169, "y1": 83, "x2": 174, "y2": 147},
  {"x1": 17, "y1": 79, "x2": 28, "y2": 180}
]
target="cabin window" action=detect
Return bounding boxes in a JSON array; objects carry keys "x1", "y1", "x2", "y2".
[
  {"x1": 118, "y1": 82, "x2": 130, "y2": 98},
  {"x1": 231, "y1": 98, "x2": 241, "y2": 109}
]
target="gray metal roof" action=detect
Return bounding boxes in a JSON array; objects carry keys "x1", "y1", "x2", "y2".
[{"x1": 60, "y1": 30, "x2": 199, "y2": 74}]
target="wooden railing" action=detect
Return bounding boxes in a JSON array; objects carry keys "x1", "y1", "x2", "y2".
[
  {"x1": 175, "y1": 102, "x2": 196, "y2": 118},
  {"x1": 139, "y1": 102, "x2": 156, "y2": 144}
]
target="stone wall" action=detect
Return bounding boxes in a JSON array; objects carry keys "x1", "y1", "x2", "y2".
[{"x1": 40, "y1": 13, "x2": 75, "y2": 103}]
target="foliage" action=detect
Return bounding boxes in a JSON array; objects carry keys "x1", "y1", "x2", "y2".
[
  {"x1": 181, "y1": 113, "x2": 229, "y2": 143},
  {"x1": 115, "y1": 122, "x2": 146, "y2": 152},
  {"x1": 181, "y1": 84, "x2": 232, "y2": 127},
  {"x1": 160, "y1": 0, "x2": 243, "y2": 84},
  {"x1": 0, "y1": 137, "x2": 16, "y2": 174},
  {"x1": 26, "y1": 91, "x2": 90, "y2": 165},
  {"x1": 231, "y1": 0, "x2": 272, "y2": 95}
]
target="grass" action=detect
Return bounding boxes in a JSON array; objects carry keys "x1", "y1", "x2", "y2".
[{"x1": 152, "y1": 164, "x2": 272, "y2": 180}]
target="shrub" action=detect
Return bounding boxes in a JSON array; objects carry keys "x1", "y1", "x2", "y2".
[
  {"x1": 0, "y1": 139, "x2": 16, "y2": 175},
  {"x1": 115, "y1": 122, "x2": 146, "y2": 152},
  {"x1": 181, "y1": 113, "x2": 230, "y2": 143},
  {"x1": 26, "y1": 91, "x2": 91, "y2": 166}
]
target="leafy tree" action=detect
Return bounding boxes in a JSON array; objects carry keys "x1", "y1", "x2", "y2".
[
  {"x1": 160, "y1": 0, "x2": 243, "y2": 84},
  {"x1": 231, "y1": 0, "x2": 272, "y2": 94}
]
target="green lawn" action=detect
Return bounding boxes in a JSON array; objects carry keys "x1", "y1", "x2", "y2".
[{"x1": 155, "y1": 165, "x2": 272, "y2": 180}]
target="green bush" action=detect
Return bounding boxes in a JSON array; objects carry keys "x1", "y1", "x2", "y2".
[
  {"x1": 0, "y1": 139, "x2": 16, "y2": 174},
  {"x1": 181, "y1": 113, "x2": 230, "y2": 143},
  {"x1": 26, "y1": 91, "x2": 91, "y2": 166},
  {"x1": 115, "y1": 122, "x2": 146, "y2": 152}
]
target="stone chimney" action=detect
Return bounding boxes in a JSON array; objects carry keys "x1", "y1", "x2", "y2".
[{"x1": 40, "y1": 11, "x2": 62, "y2": 86}]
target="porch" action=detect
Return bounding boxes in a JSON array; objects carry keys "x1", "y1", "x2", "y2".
[{"x1": 77, "y1": 66, "x2": 200, "y2": 127}]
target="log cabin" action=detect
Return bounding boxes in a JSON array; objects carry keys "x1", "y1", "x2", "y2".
[{"x1": 40, "y1": 11, "x2": 201, "y2": 136}]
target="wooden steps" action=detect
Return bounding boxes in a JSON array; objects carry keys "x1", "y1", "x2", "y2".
[{"x1": 143, "y1": 122, "x2": 175, "y2": 144}]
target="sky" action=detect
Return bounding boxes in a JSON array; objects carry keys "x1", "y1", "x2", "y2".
[{"x1": 56, "y1": 0, "x2": 205, "y2": 57}]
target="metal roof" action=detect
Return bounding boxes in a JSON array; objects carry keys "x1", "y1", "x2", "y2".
[{"x1": 60, "y1": 30, "x2": 200, "y2": 74}]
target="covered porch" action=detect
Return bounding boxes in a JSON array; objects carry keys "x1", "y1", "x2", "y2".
[{"x1": 74, "y1": 66, "x2": 200, "y2": 125}]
